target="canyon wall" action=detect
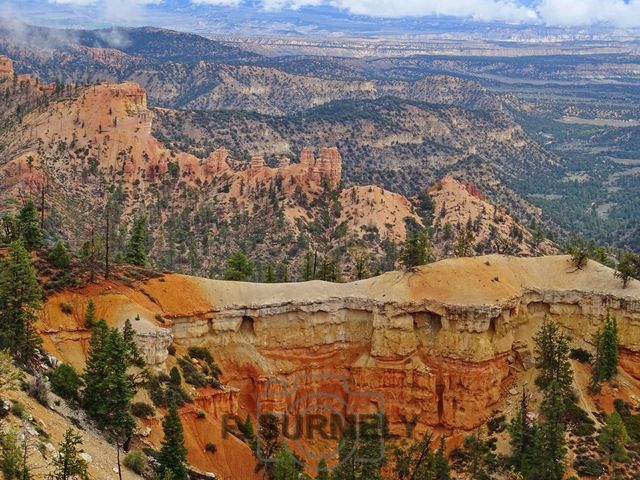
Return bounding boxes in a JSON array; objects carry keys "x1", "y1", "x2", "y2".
[
  {"x1": 145, "y1": 255, "x2": 640, "y2": 434},
  {"x1": 38, "y1": 255, "x2": 640, "y2": 476}
]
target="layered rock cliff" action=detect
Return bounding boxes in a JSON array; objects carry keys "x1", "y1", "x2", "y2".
[{"x1": 38, "y1": 255, "x2": 640, "y2": 475}]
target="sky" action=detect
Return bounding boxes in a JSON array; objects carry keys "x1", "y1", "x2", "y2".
[{"x1": 2, "y1": 0, "x2": 640, "y2": 30}]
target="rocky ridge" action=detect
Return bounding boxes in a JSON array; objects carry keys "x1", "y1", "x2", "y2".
[{"x1": 0, "y1": 55, "x2": 546, "y2": 278}]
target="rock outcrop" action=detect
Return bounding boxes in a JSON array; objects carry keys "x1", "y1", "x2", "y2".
[
  {"x1": 39, "y1": 256, "x2": 640, "y2": 441},
  {"x1": 429, "y1": 176, "x2": 556, "y2": 256},
  {"x1": 0, "y1": 55, "x2": 13, "y2": 78}
]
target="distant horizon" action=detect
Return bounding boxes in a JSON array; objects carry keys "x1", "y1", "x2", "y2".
[{"x1": 2, "y1": 0, "x2": 640, "y2": 41}]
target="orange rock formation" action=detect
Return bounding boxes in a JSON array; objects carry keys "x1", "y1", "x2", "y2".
[{"x1": 37, "y1": 255, "x2": 640, "y2": 475}]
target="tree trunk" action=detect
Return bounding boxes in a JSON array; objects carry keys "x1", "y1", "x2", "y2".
[{"x1": 117, "y1": 442, "x2": 123, "y2": 480}]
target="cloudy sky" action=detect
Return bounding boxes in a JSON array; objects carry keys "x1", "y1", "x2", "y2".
[{"x1": 3, "y1": 0, "x2": 640, "y2": 29}]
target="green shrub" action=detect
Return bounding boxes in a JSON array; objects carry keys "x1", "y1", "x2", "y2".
[
  {"x1": 177, "y1": 357, "x2": 209, "y2": 387},
  {"x1": 570, "y1": 348, "x2": 593, "y2": 364},
  {"x1": 614, "y1": 398, "x2": 631, "y2": 417},
  {"x1": 573, "y1": 456, "x2": 604, "y2": 476},
  {"x1": 123, "y1": 451, "x2": 146, "y2": 475},
  {"x1": 487, "y1": 415, "x2": 506, "y2": 434},
  {"x1": 49, "y1": 364, "x2": 82, "y2": 401},
  {"x1": 187, "y1": 347, "x2": 213, "y2": 365},
  {"x1": 196, "y1": 410, "x2": 206, "y2": 419},
  {"x1": 59, "y1": 302, "x2": 73, "y2": 315},
  {"x1": 205, "y1": 442, "x2": 216, "y2": 454},
  {"x1": 0, "y1": 430, "x2": 22, "y2": 479},
  {"x1": 131, "y1": 402, "x2": 155, "y2": 418},
  {"x1": 49, "y1": 241, "x2": 71, "y2": 269},
  {"x1": 146, "y1": 374, "x2": 192, "y2": 408},
  {"x1": 170, "y1": 366, "x2": 182, "y2": 386},
  {"x1": 10, "y1": 401, "x2": 25, "y2": 418},
  {"x1": 623, "y1": 414, "x2": 640, "y2": 442}
]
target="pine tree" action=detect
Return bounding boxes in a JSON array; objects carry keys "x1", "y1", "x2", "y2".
[
  {"x1": 18, "y1": 200, "x2": 43, "y2": 251},
  {"x1": 453, "y1": 225, "x2": 474, "y2": 257},
  {"x1": 528, "y1": 381, "x2": 567, "y2": 480},
  {"x1": 82, "y1": 321, "x2": 138, "y2": 480},
  {"x1": 47, "y1": 429, "x2": 89, "y2": 480},
  {"x1": 433, "y1": 436, "x2": 450, "y2": 480},
  {"x1": 253, "y1": 413, "x2": 281, "y2": 479},
  {"x1": 49, "y1": 241, "x2": 70, "y2": 269},
  {"x1": 266, "y1": 264, "x2": 274, "y2": 283},
  {"x1": 400, "y1": 230, "x2": 434, "y2": 268},
  {"x1": 316, "y1": 458, "x2": 330, "y2": 480},
  {"x1": 271, "y1": 446, "x2": 302, "y2": 480},
  {"x1": 599, "y1": 311, "x2": 618, "y2": 381},
  {"x1": 615, "y1": 250, "x2": 639, "y2": 288},
  {"x1": 223, "y1": 251, "x2": 254, "y2": 281},
  {"x1": 0, "y1": 349, "x2": 22, "y2": 393},
  {"x1": 125, "y1": 215, "x2": 148, "y2": 267},
  {"x1": 598, "y1": 411, "x2": 630, "y2": 465},
  {"x1": 332, "y1": 418, "x2": 385, "y2": 480},
  {"x1": 534, "y1": 317, "x2": 573, "y2": 398},
  {"x1": 83, "y1": 300, "x2": 97, "y2": 329},
  {"x1": 0, "y1": 240, "x2": 43, "y2": 360},
  {"x1": 508, "y1": 389, "x2": 535, "y2": 473},
  {"x1": 157, "y1": 403, "x2": 189, "y2": 480},
  {"x1": 303, "y1": 249, "x2": 314, "y2": 281}
]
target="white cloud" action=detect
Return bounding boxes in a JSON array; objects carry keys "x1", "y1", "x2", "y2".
[
  {"x1": 256, "y1": 0, "x2": 640, "y2": 27},
  {"x1": 21, "y1": 0, "x2": 640, "y2": 28},
  {"x1": 44, "y1": 0, "x2": 164, "y2": 24},
  {"x1": 256, "y1": 0, "x2": 536, "y2": 21},
  {"x1": 47, "y1": 0, "x2": 162, "y2": 5},
  {"x1": 191, "y1": 0, "x2": 243, "y2": 5},
  {"x1": 537, "y1": 0, "x2": 640, "y2": 28}
]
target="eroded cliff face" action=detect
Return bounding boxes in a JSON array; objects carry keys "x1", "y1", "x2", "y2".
[{"x1": 37, "y1": 255, "x2": 640, "y2": 475}]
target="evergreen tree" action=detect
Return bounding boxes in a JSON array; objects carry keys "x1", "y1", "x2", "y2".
[
  {"x1": 82, "y1": 321, "x2": 138, "y2": 480},
  {"x1": 303, "y1": 249, "x2": 314, "y2": 281},
  {"x1": 272, "y1": 446, "x2": 302, "y2": 480},
  {"x1": 18, "y1": 200, "x2": 43, "y2": 251},
  {"x1": 615, "y1": 250, "x2": 640, "y2": 288},
  {"x1": 598, "y1": 411, "x2": 630, "y2": 465},
  {"x1": 170, "y1": 366, "x2": 182, "y2": 386},
  {"x1": 83, "y1": 300, "x2": 97, "y2": 329},
  {"x1": 49, "y1": 241, "x2": 71, "y2": 269},
  {"x1": 266, "y1": 264, "x2": 274, "y2": 283},
  {"x1": 533, "y1": 317, "x2": 573, "y2": 398},
  {"x1": 157, "y1": 403, "x2": 189, "y2": 480},
  {"x1": 453, "y1": 226, "x2": 474, "y2": 257},
  {"x1": 392, "y1": 433, "x2": 450, "y2": 480},
  {"x1": 433, "y1": 436, "x2": 450, "y2": 480},
  {"x1": 0, "y1": 240, "x2": 42, "y2": 360},
  {"x1": 253, "y1": 413, "x2": 281, "y2": 479},
  {"x1": 508, "y1": 389, "x2": 535, "y2": 473},
  {"x1": 599, "y1": 311, "x2": 619, "y2": 381},
  {"x1": 223, "y1": 251, "x2": 254, "y2": 281},
  {"x1": 400, "y1": 230, "x2": 434, "y2": 268},
  {"x1": 47, "y1": 429, "x2": 89, "y2": 480},
  {"x1": 590, "y1": 328, "x2": 603, "y2": 393},
  {"x1": 461, "y1": 433, "x2": 495, "y2": 480},
  {"x1": 49, "y1": 363, "x2": 82, "y2": 401},
  {"x1": 529, "y1": 380, "x2": 567, "y2": 480},
  {"x1": 0, "y1": 349, "x2": 22, "y2": 393},
  {"x1": 316, "y1": 458, "x2": 330, "y2": 480},
  {"x1": 125, "y1": 215, "x2": 148, "y2": 267},
  {"x1": 566, "y1": 237, "x2": 592, "y2": 270},
  {"x1": 331, "y1": 418, "x2": 385, "y2": 480}
]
